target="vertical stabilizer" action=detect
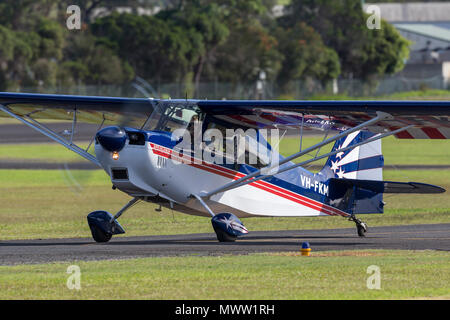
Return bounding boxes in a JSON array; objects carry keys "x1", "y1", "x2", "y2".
[
  {"x1": 321, "y1": 130, "x2": 385, "y2": 214},
  {"x1": 321, "y1": 130, "x2": 384, "y2": 181}
]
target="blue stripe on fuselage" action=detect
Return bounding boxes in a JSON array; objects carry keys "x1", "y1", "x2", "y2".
[{"x1": 146, "y1": 130, "x2": 329, "y2": 203}]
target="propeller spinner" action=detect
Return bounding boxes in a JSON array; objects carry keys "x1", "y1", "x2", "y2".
[{"x1": 95, "y1": 126, "x2": 127, "y2": 152}]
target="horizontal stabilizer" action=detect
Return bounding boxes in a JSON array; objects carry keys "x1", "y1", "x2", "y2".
[
  {"x1": 329, "y1": 178, "x2": 445, "y2": 195},
  {"x1": 382, "y1": 181, "x2": 446, "y2": 194}
]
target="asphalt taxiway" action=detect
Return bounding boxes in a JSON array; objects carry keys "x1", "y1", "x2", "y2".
[
  {"x1": 0, "y1": 122, "x2": 98, "y2": 143},
  {"x1": 1, "y1": 224, "x2": 449, "y2": 265}
]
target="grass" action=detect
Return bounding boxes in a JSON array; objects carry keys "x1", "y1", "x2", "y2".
[
  {"x1": 308, "y1": 89, "x2": 450, "y2": 101},
  {"x1": 0, "y1": 123, "x2": 448, "y2": 241},
  {"x1": 275, "y1": 135, "x2": 450, "y2": 167},
  {"x1": 385, "y1": 89, "x2": 450, "y2": 100},
  {"x1": 1, "y1": 136, "x2": 449, "y2": 166},
  {"x1": 0, "y1": 143, "x2": 92, "y2": 163},
  {"x1": 0, "y1": 91, "x2": 449, "y2": 301},
  {"x1": 0, "y1": 250, "x2": 449, "y2": 299},
  {"x1": 0, "y1": 169, "x2": 448, "y2": 240},
  {"x1": 0, "y1": 118, "x2": 71, "y2": 125}
]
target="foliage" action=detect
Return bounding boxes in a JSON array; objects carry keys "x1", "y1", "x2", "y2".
[
  {"x1": 0, "y1": 0, "x2": 410, "y2": 95},
  {"x1": 283, "y1": 0, "x2": 410, "y2": 80},
  {"x1": 213, "y1": 19, "x2": 282, "y2": 84},
  {"x1": 275, "y1": 22, "x2": 340, "y2": 91}
]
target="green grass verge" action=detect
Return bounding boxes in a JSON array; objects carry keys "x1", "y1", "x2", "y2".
[
  {"x1": 0, "y1": 143, "x2": 92, "y2": 163},
  {"x1": 0, "y1": 118, "x2": 71, "y2": 125},
  {"x1": 0, "y1": 169, "x2": 448, "y2": 240},
  {"x1": 275, "y1": 136, "x2": 450, "y2": 167},
  {"x1": 308, "y1": 89, "x2": 450, "y2": 101},
  {"x1": 1, "y1": 250, "x2": 449, "y2": 299},
  {"x1": 384, "y1": 89, "x2": 450, "y2": 100},
  {"x1": 1, "y1": 136, "x2": 449, "y2": 166}
]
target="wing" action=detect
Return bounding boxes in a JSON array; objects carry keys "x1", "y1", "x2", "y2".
[
  {"x1": 197, "y1": 100, "x2": 450, "y2": 139},
  {"x1": 0, "y1": 92, "x2": 161, "y2": 165},
  {"x1": 1, "y1": 93, "x2": 450, "y2": 139},
  {"x1": 0, "y1": 92, "x2": 155, "y2": 127}
]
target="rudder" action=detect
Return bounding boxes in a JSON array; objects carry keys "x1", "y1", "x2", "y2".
[
  {"x1": 321, "y1": 130, "x2": 384, "y2": 181},
  {"x1": 321, "y1": 130, "x2": 385, "y2": 214}
]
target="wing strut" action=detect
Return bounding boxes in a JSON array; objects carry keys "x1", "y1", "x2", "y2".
[
  {"x1": 299, "y1": 113, "x2": 304, "y2": 152},
  {"x1": 0, "y1": 104, "x2": 101, "y2": 166},
  {"x1": 85, "y1": 115, "x2": 105, "y2": 153},
  {"x1": 212, "y1": 125, "x2": 414, "y2": 193},
  {"x1": 201, "y1": 111, "x2": 398, "y2": 199}
]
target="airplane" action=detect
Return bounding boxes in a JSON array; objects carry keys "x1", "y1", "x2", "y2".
[{"x1": 0, "y1": 92, "x2": 448, "y2": 243}]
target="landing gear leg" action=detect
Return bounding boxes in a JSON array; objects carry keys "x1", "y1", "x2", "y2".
[
  {"x1": 110, "y1": 197, "x2": 140, "y2": 223},
  {"x1": 349, "y1": 215, "x2": 368, "y2": 237},
  {"x1": 87, "y1": 197, "x2": 140, "y2": 243}
]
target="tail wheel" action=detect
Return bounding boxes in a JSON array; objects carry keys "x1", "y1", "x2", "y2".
[
  {"x1": 357, "y1": 222, "x2": 368, "y2": 237},
  {"x1": 349, "y1": 215, "x2": 368, "y2": 237}
]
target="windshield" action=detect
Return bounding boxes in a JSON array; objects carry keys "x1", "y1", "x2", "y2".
[{"x1": 141, "y1": 101, "x2": 201, "y2": 133}]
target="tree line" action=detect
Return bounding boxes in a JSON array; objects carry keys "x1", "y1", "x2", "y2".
[{"x1": 0, "y1": 0, "x2": 410, "y2": 97}]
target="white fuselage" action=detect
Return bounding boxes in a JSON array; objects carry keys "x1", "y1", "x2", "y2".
[{"x1": 95, "y1": 136, "x2": 348, "y2": 218}]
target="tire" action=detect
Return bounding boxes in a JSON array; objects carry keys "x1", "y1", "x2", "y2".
[
  {"x1": 214, "y1": 227, "x2": 237, "y2": 242},
  {"x1": 89, "y1": 225, "x2": 112, "y2": 243},
  {"x1": 357, "y1": 223, "x2": 367, "y2": 237}
]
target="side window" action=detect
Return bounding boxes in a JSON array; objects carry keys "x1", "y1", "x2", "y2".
[{"x1": 203, "y1": 123, "x2": 269, "y2": 169}]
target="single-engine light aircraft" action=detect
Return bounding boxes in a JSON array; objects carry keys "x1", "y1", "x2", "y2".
[{"x1": 0, "y1": 93, "x2": 448, "y2": 242}]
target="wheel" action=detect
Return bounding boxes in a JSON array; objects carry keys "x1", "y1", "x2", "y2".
[
  {"x1": 357, "y1": 222, "x2": 367, "y2": 237},
  {"x1": 89, "y1": 224, "x2": 112, "y2": 243},
  {"x1": 214, "y1": 227, "x2": 237, "y2": 242}
]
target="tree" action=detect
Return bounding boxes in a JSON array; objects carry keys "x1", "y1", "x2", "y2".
[
  {"x1": 57, "y1": 0, "x2": 136, "y2": 22},
  {"x1": 0, "y1": 26, "x2": 18, "y2": 90},
  {"x1": 0, "y1": 15, "x2": 63, "y2": 90},
  {"x1": 92, "y1": 12, "x2": 201, "y2": 83},
  {"x1": 0, "y1": 0, "x2": 55, "y2": 29},
  {"x1": 275, "y1": 22, "x2": 340, "y2": 92},
  {"x1": 283, "y1": 0, "x2": 409, "y2": 80},
  {"x1": 157, "y1": 1, "x2": 229, "y2": 91},
  {"x1": 213, "y1": 20, "x2": 282, "y2": 85},
  {"x1": 61, "y1": 32, "x2": 134, "y2": 85},
  {"x1": 358, "y1": 19, "x2": 410, "y2": 78}
]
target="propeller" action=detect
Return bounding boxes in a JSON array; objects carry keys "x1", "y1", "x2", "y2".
[{"x1": 61, "y1": 79, "x2": 159, "y2": 193}]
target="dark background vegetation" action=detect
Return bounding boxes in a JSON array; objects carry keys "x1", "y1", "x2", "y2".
[{"x1": 0, "y1": 0, "x2": 411, "y2": 97}]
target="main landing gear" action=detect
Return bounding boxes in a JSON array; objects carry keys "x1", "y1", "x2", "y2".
[
  {"x1": 192, "y1": 194, "x2": 248, "y2": 242},
  {"x1": 211, "y1": 213, "x2": 249, "y2": 242},
  {"x1": 349, "y1": 215, "x2": 368, "y2": 237},
  {"x1": 87, "y1": 197, "x2": 140, "y2": 243}
]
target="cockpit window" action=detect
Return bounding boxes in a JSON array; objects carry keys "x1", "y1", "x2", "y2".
[
  {"x1": 204, "y1": 122, "x2": 271, "y2": 169},
  {"x1": 141, "y1": 102, "x2": 201, "y2": 133}
]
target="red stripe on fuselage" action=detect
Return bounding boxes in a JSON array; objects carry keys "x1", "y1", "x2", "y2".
[{"x1": 150, "y1": 143, "x2": 349, "y2": 217}]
